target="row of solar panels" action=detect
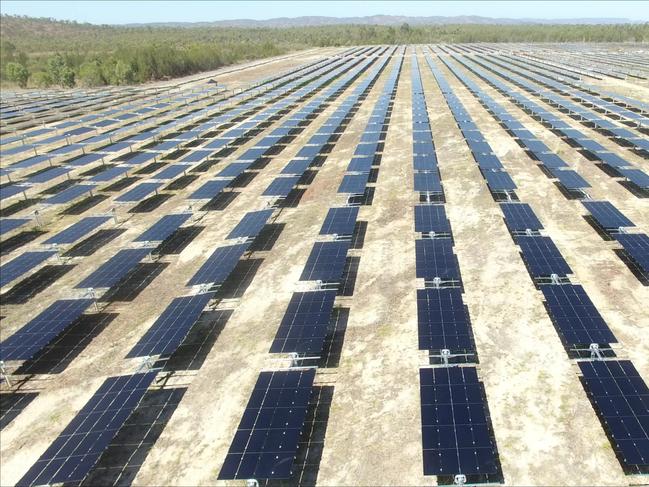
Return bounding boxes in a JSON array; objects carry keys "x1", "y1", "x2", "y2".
[
  {"x1": 411, "y1": 53, "x2": 500, "y2": 479},
  {"x1": 428, "y1": 52, "x2": 649, "y2": 475}
]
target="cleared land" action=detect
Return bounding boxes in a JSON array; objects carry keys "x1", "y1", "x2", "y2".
[{"x1": 0, "y1": 44, "x2": 648, "y2": 487}]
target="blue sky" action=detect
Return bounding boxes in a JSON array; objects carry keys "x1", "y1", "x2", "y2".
[{"x1": 2, "y1": 1, "x2": 646, "y2": 24}]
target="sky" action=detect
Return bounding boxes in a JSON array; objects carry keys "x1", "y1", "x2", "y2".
[{"x1": 2, "y1": 1, "x2": 647, "y2": 24}]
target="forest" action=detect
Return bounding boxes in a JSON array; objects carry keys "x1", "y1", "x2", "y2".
[{"x1": 1, "y1": 15, "x2": 648, "y2": 88}]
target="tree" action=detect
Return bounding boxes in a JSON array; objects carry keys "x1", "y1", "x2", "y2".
[
  {"x1": 47, "y1": 53, "x2": 75, "y2": 87},
  {"x1": 113, "y1": 59, "x2": 135, "y2": 85},
  {"x1": 31, "y1": 71, "x2": 53, "y2": 87},
  {"x1": 78, "y1": 60, "x2": 105, "y2": 86},
  {"x1": 5, "y1": 62, "x2": 29, "y2": 87}
]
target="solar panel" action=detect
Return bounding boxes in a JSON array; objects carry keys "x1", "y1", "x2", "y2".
[
  {"x1": 347, "y1": 156, "x2": 374, "y2": 173},
  {"x1": 549, "y1": 169, "x2": 591, "y2": 190},
  {"x1": 218, "y1": 369, "x2": 316, "y2": 480},
  {"x1": 187, "y1": 243, "x2": 250, "y2": 286},
  {"x1": 578, "y1": 360, "x2": 649, "y2": 472},
  {"x1": 180, "y1": 149, "x2": 213, "y2": 163},
  {"x1": 0, "y1": 299, "x2": 94, "y2": 361},
  {"x1": 281, "y1": 159, "x2": 312, "y2": 176},
  {"x1": 263, "y1": 177, "x2": 300, "y2": 197},
  {"x1": 466, "y1": 139, "x2": 494, "y2": 155},
  {"x1": 27, "y1": 166, "x2": 72, "y2": 184},
  {"x1": 17, "y1": 372, "x2": 156, "y2": 487},
  {"x1": 134, "y1": 213, "x2": 191, "y2": 243},
  {"x1": 417, "y1": 288, "x2": 473, "y2": 351},
  {"x1": 414, "y1": 205, "x2": 451, "y2": 234},
  {"x1": 415, "y1": 239, "x2": 460, "y2": 281},
  {"x1": 484, "y1": 171, "x2": 516, "y2": 191},
  {"x1": 300, "y1": 241, "x2": 350, "y2": 282},
  {"x1": 68, "y1": 153, "x2": 105, "y2": 167},
  {"x1": 44, "y1": 216, "x2": 111, "y2": 245},
  {"x1": 217, "y1": 162, "x2": 252, "y2": 178},
  {"x1": 473, "y1": 153, "x2": 503, "y2": 170},
  {"x1": 420, "y1": 367, "x2": 498, "y2": 475},
  {"x1": 115, "y1": 182, "x2": 162, "y2": 202},
  {"x1": 320, "y1": 207, "x2": 359, "y2": 236},
  {"x1": 189, "y1": 179, "x2": 231, "y2": 200},
  {"x1": 153, "y1": 164, "x2": 188, "y2": 180},
  {"x1": 89, "y1": 165, "x2": 130, "y2": 182},
  {"x1": 517, "y1": 236, "x2": 572, "y2": 278},
  {"x1": 338, "y1": 173, "x2": 370, "y2": 195},
  {"x1": 127, "y1": 292, "x2": 214, "y2": 358},
  {"x1": 582, "y1": 201, "x2": 634, "y2": 230},
  {"x1": 270, "y1": 290, "x2": 337, "y2": 354},
  {"x1": 227, "y1": 209, "x2": 274, "y2": 240},
  {"x1": 414, "y1": 155, "x2": 438, "y2": 171},
  {"x1": 0, "y1": 218, "x2": 30, "y2": 236},
  {"x1": 541, "y1": 284, "x2": 617, "y2": 345},
  {"x1": 44, "y1": 184, "x2": 96, "y2": 205},
  {"x1": 618, "y1": 168, "x2": 649, "y2": 189},
  {"x1": 0, "y1": 251, "x2": 56, "y2": 288},
  {"x1": 500, "y1": 203, "x2": 543, "y2": 232},
  {"x1": 535, "y1": 153, "x2": 569, "y2": 169},
  {"x1": 614, "y1": 234, "x2": 649, "y2": 273},
  {"x1": 75, "y1": 248, "x2": 150, "y2": 289},
  {"x1": 414, "y1": 172, "x2": 442, "y2": 193},
  {"x1": 0, "y1": 184, "x2": 28, "y2": 201}
]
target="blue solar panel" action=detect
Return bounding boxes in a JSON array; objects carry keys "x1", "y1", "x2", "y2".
[
  {"x1": 500, "y1": 203, "x2": 543, "y2": 232},
  {"x1": 153, "y1": 164, "x2": 189, "y2": 180},
  {"x1": 420, "y1": 367, "x2": 498, "y2": 475},
  {"x1": 582, "y1": 201, "x2": 634, "y2": 230},
  {"x1": 320, "y1": 206, "x2": 359, "y2": 236},
  {"x1": 127, "y1": 292, "x2": 214, "y2": 358},
  {"x1": 578, "y1": 360, "x2": 649, "y2": 472},
  {"x1": 415, "y1": 239, "x2": 460, "y2": 281},
  {"x1": 269, "y1": 290, "x2": 337, "y2": 354},
  {"x1": 549, "y1": 169, "x2": 591, "y2": 190},
  {"x1": 122, "y1": 152, "x2": 158, "y2": 166},
  {"x1": 115, "y1": 182, "x2": 162, "y2": 202},
  {"x1": 0, "y1": 218, "x2": 30, "y2": 236},
  {"x1": 535, "y1": 153, "x2": 569, "y2": 169},
  {"x1": 187, "y1": 243, "x2": 250, "y2": 286},
  {"x1": 484, "y1": 171, "x2": 516, "y2": 191},
  {"x1": 614, "y1": 233, "x2": 649, "y2": 273},
  {"x1": 0, "y1": 251, "x2": 56, "y2": 288},
  {"x1": 217, "y1": 162, "x2": 252, "y2": 178},
  {"x1": 189, "y1": 179, "x2": 231, "y2": 200},
  {"x1": 466, "y1": 139, "x2": 494, "y2": 155},
  {"x1": 518, "y1": 236, "x2": 572, "y2": 277},
  {"x1": 89, "y1": 165, "x2": 130, "y2": 182},
  {"x1": 44, "y1": 216, "x2": 111, "y2": 245},
  {"x1": 338, "y1": 173, "x2": 369, "y2": 194},
  {"x1": 619, "y1": 169, "x2": 649, "y2": 189},
  {"x1": 180, "y1": 150, "x2": 213, "y2": 163},
  {"x1": 0, "y1": 184, "x2": 28, "y2": 201},
  {"x1": 26, "y1": 166, "x2": 72, "y2": 185},
  {"x1": 417, "y1": 288, "x2": 472, "y2": 351},
  {"x1": 414, "y1": 154, "x2": 438, "y2": 171},
  {"x1": 347, "y1": 157, "x2": 374, "y2": 173},
  {"x1": 218, "y1": 369, "x2": 316, "y2": 480},
  {"x1": 75, "y1": 248, "x2": 150, "y2": 289},
  {"x1": 414, "y1": 205, "x2": 451, "y2": 234},
  {"x1": 44, "y1": 184, "x2": 95, "y2": 205},
  {"x1": 17, "y1": 372, "x2": 156, "y2": 487},
  {"x1": 227, "y1": 209, "x2": 274, "y2": 240},
  {"x1": 9, "y1": 155, "x2": 50, "y2": 170},
  {"x1": 414, "y1": 172, "x2": 442, "y2": 193},
  {"x1": 541, "y1": 284, "x2": 617, "y2": 345},
  {"x1": 68, "y1": 153, "x2": 104, "y2": 167},
  {"x1": 134, "y1": 213, "x2": 191, "y2": 243},
  {"x1": 281, "y1": 159, "x2": 312, "y2": 176},
  {"x1": 263, "y1": 177, "x2": 300, "y2": 197},
  {"x1": 0, "y1": 299, "x2": 94, "y2": 361},
  {"x1": 300, "y1": 241, "x2": 350, "y2": 282}
]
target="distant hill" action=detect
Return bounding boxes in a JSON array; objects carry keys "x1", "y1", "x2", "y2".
[{"x1": 126, "y1": 15, "x2": 641, "y2": 29}]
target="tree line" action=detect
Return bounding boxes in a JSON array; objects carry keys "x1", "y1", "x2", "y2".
[{"x1": 2, "y1": 15, "x2": 648, "y2": 88}]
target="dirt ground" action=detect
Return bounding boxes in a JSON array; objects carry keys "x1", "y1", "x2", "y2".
[{"x1": 1, "y1": 45, "x2": 647, "y2": 487}]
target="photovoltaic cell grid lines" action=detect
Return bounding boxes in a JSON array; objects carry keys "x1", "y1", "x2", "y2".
[
  {"x1": 75, "y1": 248, "x2": 151, "y2": 289},
  {"x1": 320, "y1": 207, "x2": 359, "y2": 236},
  {"x1": 187, "y1": 243, "x2": 250, "y2": 286},
  {"x1": 300, "y1": 241, "x2": 350, "y2": 282},
  {"x1": 541, "y1": 285, "x2": 617, "y2": 345},
  {"x1": 582, "y1": 201, "x2": 634, "y2": 230},
  {"x1": 44, "y1": 216, "x2": 111, "y2": 245},
  {"x1": 420, "y1": 367, "x2": 498, "y2": 476},
  {"x1": 579, "y1": 360, "x2": 649, "y2": 472},
  {"x1": 134, "y1": 213, "x2": 191, "y2": 243},
  {"x1": 500, "y1": 203, "x2": 543, "y2": 232},
  {"x1": 0, "y1": 299, "x2": 94, "y2": 361},
  {"x1": 17, "y1": 372, "x2": 157, "y2": 487},
  {"x1": 415, "y1": 239, "x2": 460, "y2": 281},
  {"x1": 218, "y1": 369, "x2": 316, "y2": 480},
  {"x1": 270, "y1": 290, "x2": 337, "y2": 354},
  {"x1": 127, "y1": 293, "x2": 213, "y2": 358},
  {"x1": 517, "y1": 236, "x2": 572, "y2": 278},
  {"x1": 414, "y1": 205, "x2": 451, "y2": 234},
  {"x1": 0, "y1": 251, "x2": 57, "y2": 288},
  {"x1": 227, "y1": 209, "x2": 274, "y2": 240},
  {"x1": 614, "y1": 234, "x2": 649, "y2": 273},
  {"x1": 417, "y1": 288, "x2": 473, "y2": 352},
  {"x1": 115, "y1": 182, "x2": 162, "y2": 203}
]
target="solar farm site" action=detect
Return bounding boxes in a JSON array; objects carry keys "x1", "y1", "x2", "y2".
[{"x1": 0, "y1": 44, "x2": 648, "y2": 487}]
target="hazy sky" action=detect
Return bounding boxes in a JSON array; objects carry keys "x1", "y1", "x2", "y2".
[{"x1": 2, "y1": 1, "x2": 647, "y2": 24}]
